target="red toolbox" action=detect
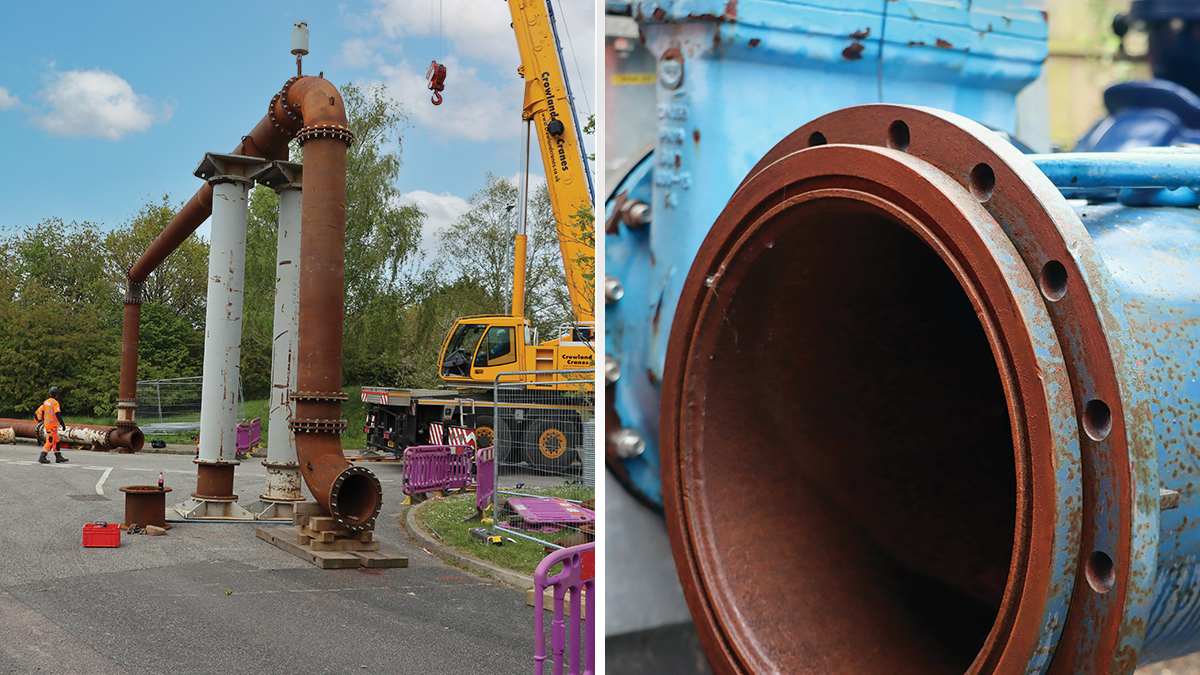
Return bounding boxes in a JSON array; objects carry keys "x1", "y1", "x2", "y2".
[{"x1": 82, "y1": 522, "x2": 120, "y2": 548}]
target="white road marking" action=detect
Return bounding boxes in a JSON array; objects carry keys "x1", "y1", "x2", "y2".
[{"x1": 95, "y1": 468, "x2": 112, "y2": 495}]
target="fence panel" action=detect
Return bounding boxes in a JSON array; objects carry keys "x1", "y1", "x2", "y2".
[
  {"x1": 135, "y1": 376, "x2": 246, "y2": 436},
  {"x1": 491, "y1": 369, "x2": 595, "y2": 549}
]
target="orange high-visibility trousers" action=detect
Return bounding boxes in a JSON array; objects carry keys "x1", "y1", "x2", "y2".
[{"x1": 43, "y1": 423, "x2": 59, "y2": 453}]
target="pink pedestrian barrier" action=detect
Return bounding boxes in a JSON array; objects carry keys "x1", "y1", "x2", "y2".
[
  {"x1": 402, "y1": 445, "x2": 473, "y2": 497},
  {"x1": 534, "y1": 542, "x2": 595, "y2": 675}
]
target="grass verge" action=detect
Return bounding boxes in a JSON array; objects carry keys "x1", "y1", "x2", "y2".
[{"x1": 416, "y1": 487, "x2": 595, "y2": 578}]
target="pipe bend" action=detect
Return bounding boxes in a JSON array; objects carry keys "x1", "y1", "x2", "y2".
[{"x1": 287, "y1": 76, "x2": 349, "y2": 128}]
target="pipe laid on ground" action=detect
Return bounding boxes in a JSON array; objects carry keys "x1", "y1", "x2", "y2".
[
  {"x1": 659, "y1": 105, "x2": 1200, "y2": 674},
  {"x1": 0, "y1": 419, "x2": 143, "y2": 452}
]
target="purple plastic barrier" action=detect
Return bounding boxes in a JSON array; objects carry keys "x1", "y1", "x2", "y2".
[
  {"x1": 402, "y1": 445, "x2": 474, "y2": 497},
  {"x1": 236, "y1": 422, "x2": 251, "y2": 454},
  {"x1": 476, "y1": 445, "x2": 495, "y2": 513},
  {"x1": 535, "y1": 542, "x2": 595, "y2": 675},
  {"x1": 249, "y1": 417, "x2": 261, "y2": 447}
]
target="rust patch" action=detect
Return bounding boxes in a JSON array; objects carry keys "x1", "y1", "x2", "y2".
[
  {"x1": 908, "y1": 41, "x2": 927, "y2": 47},
  {"x1": 652, "y1": 8, "x2": 666, "y2": 20},
  {"x1": 647, "y1": 368, "x2": 659, "y2": 386},
  {"x1": 935, "y1": 38, "x2": 954, "y2": 49},
  {"x1": 674, "y1": 154, "x2": 681, "y2": 169},
  {"x1": 748, "y1": 38, "x2": 760, "y2": 48},
  {"x1": 850, "y1": 28, "x2": 871, "y2": 40},
  {"x1": 842, "y1": 42, "x2": 865, "y2": 61},
  {"x1": 694, "y1": 129, "x2": 701, "y2": 144},
  {"x1": 724, "y1": 0, "x2": 737, "y2": 20}
]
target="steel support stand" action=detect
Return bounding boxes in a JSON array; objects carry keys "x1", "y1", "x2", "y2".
[
  {"x1": 244, "y1": 161, "x2": 306, "y2": 521},
  {"x1": 175, "y1": 153, "x2": 269, "y2": 522}
]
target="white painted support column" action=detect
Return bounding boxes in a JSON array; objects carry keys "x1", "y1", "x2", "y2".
[
  {"x1": 176, "y1": 153, "x2": 269, "y2": 522},
  {"x1": 245, "y1": 161, "x2": 305, "y2": 520}
]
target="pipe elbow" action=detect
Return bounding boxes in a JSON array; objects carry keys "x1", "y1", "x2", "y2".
[{"x1": 287, "y1": 76, "x2": 349, "y2": 129}]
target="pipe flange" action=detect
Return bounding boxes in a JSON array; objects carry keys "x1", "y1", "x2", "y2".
[
  {"x1": 329, "y1": 465, "x2": 383, "y2": 532},
  {"x1": 288, "y1": 418, "x2": 348, "y2": 433},
  {"x1": 269, "y1": 77, "x2": 303, "y2": 134},
  {"x1": 289, "y1": 390, "x2": 350, "y2": 402},
  {"x1": 662, "y1": 104, "x2": 1156, "y2": 675},
  {"x1": 124, "y1": 280, "x2": 144, "y2": 305},
  {"x1": 296, "y1": 123, "x2": 355, "y2": 146}
]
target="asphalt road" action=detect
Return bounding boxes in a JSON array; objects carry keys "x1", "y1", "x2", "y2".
[{"x1": 0, "y1": 440, "x2": 548, "y2": 675}]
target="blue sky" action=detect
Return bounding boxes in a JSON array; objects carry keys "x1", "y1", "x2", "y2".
[{"x1": 0, "y1": 1, "x2": 596, "y2": 255}]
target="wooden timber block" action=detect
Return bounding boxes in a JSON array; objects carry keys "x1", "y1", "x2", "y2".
[
  {"x1": 526, "y1": 587, "x2": 587, "y2": 615},
  {"x1": 299, "y1": 525, "x2": 336, "y2": 543},
  {"x1": 256, "y1": 527, "x2": 359, "y2": 569},
  {"x1": 353, "y1": 550, "x2": 408, "y2": 568},
  {"x1": 309, "y1": 537, "x2": 380, "y2": 552},
  {"x1": 292, "y1": 502, "x2": 327, "y2": 524},
  {"x1": 308, "y1": 516, "x2": 338, "y2": 531}
]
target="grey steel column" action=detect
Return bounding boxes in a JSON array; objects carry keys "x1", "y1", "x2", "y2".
[{"x1": 245, "y1": 161, "x2": 305, "y2": 520}]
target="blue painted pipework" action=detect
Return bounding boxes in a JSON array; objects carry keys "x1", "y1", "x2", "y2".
[
  {"x1": 607, "y1": 2, "x2": 1200, "y2": 669},
  {"x1": 1075, "y1": 203, "x2": 1200, "y2": 664},
  {"x1": 606, "y1": 0, "x2": 1048, "y2": 506}
]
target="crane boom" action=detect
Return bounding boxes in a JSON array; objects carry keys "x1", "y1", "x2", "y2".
[{"x1": 507, "y1": 0, "x2": 595, "y2": 324}]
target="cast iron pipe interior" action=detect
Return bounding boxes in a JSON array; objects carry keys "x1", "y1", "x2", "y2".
[{"x1": 683, "y1": 201, "x2": 1016, "y2": 673}]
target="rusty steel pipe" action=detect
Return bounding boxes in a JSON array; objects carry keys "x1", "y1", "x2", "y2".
[
  {"x1": 0, "y1": 419, "x2": 143, "y2": 452},
  {"x1": 659, "y1": 105, "x2": 1200, "y2": 674},
  {"x1": 287, "y1": 77, "x2": 381, "y2": 531}
]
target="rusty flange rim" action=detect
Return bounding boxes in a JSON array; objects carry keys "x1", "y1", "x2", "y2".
[
  {"x1": 661, "y1": 143, "x2": 1082, "y2": 675},
  {"x1": 664, "y1": 103, "x2": 1158, "y2": 674}
]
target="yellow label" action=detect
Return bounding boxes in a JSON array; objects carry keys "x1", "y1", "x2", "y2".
[{"x1": 612, "y1": 73, "x2": 656, "y2": 85}]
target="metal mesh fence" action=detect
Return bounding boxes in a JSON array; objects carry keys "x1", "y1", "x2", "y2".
[
  {"x1": 135, "y1": 376, "x2": 245, "y2": 436},
  {"x1": 490, "y1": 369, "x2": 595, "y2": 549}
]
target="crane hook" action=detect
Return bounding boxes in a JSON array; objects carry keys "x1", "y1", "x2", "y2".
[{"x1": 426, "y1": 60, "x2": 447, "y2": 106}]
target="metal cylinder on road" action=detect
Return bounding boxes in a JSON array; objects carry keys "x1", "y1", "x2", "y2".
[{"x1": 658, "y1": 105, "x2": 1200, "y2": 674}]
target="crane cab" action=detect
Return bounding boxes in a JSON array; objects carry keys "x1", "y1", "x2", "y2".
[{"x1": 438, "y1": 314, "x2": 594, "y2": 390}]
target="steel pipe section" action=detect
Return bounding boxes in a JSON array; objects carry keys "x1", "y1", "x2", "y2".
[
  {"x1": 288, "y1": 78, "x2": 382, "y2": 532},
  {"x1": 0, "y1": 419, "x2": 143, "y2": 452},
  {"x1": 659, "y1": 105, "x2": 1200, "y2": 673}
]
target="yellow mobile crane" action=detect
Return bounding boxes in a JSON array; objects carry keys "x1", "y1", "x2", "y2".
[
  {"x1": 436, "y1": 0, "x2": 596, "y2": 389},
  {"x1": 361, "y1": 0, "x2": 594, "y2": 469}
]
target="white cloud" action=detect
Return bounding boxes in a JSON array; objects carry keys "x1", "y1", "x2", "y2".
[
  {"x1": 337, "y1": 37, "x2": 383, "y2": 69},
  {"x1": 399, "y1": 189, "x2": 471, "y2": 259},
  {"x1": 0, "y1": 86, "x2": 19, "y2": 111},
  {"x1": 377, "y1": 57, "x2": 523, "y2": 143},
  {"x1": 33, "y1": 68, "x2": 172, "y2": 140},
  {"x1": 370, "y1": 0, "x2": 516, "y2": 66}
]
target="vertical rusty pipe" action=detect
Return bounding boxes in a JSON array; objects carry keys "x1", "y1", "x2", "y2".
[
  {"x1": 288, "y1": 78, "x2": 381, "y2": 531},
  {"x1": 116, "y1": 282, "x2": 142, "y2": 427}
]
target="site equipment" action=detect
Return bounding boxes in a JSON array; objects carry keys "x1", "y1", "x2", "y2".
[
  {"x1": 362, "y1": 0, "x2": 594, "y2": 470},
  {"x1": 607, "y1": 2, "x2": 1200, "y2": 673}
]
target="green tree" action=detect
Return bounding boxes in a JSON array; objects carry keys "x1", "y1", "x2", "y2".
[
  {"x1": 2, "y1": 219, "x2": 114, "y2": 310},
  {"x1": 103, "y1": 195, "x2": 209, "y2": 328},
  {"x1": 434, "y1": 174, "x2": 572, "y2": 339}
]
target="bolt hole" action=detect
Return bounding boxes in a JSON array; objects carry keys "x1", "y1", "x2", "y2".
[
  {"x1": 1039, "y1": 260, "x2": 1069, "y2": 301},
  {"x1": 1085, "y1": 550, "x2": 1116, "y2": 593},
  {"x1": 1083, "y1": 399, "x2": 1112, "y2": 442},
  {"x1": 970, "y1": 163, "x2": 996, "y2": 201},
  {"x1": 808, "y1": 132, "x2": 827, "y2": 147},
  {"x1": 887, "y1": 120, "x2": 910, "y2": 152}
]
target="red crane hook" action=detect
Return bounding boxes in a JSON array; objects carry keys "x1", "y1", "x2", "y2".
[{"x1": 426, "y1": 60, "x2": 447, "y2": 106}]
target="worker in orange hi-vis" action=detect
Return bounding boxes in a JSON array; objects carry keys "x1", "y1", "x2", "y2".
[{"x1": 35, "y1": 386, "x2": 69, "y2": 464}]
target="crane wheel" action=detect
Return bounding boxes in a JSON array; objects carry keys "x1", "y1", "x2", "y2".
[{"x1": 527, "y1": 421, "x2": 575, "y2": 473}]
